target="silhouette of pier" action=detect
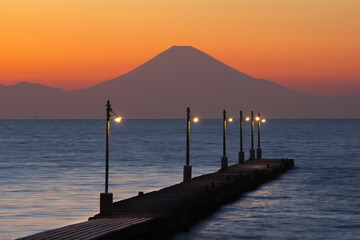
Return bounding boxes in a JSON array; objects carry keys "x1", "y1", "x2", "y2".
[{"x1": 17, "y1": 158, "x2": 294, "y2": 240}]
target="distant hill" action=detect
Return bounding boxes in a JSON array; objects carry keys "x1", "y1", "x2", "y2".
[
  {"x1": 0, "y1": 46, "x2": 359, "y2": 119},
  {"x1": 0, "y1": 82, "x2": 72, "y2": 119}
]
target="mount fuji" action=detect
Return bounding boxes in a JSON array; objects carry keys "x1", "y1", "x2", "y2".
[{"x1": 0, "y1": 46, "x2": 359, "y2": 119}]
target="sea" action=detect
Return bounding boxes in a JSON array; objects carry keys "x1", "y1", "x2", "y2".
[{"x1": 0, "y1": 119, "x2": 359, "y2": 240}]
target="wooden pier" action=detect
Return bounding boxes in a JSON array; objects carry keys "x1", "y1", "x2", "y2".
[{"x1": 17, "y1": 158, "x2": 294, "y2": 240}]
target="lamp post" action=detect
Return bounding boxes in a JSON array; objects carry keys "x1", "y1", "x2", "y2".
[
  {"x1": 249, "y1": 111, "x2": 256, "y2": 160},
  {"x1": 100, "y1": 100, "x2": 121, "y2": 216},
  {"x1": 184, "y1": 107, "x2": 198, "y2": 182},
  {"x1": 239, "y1": 110, "x2": 245, "y2": 163},
  {"x1": 221, "y1": 110, "x2": 228, "y2": 170},
  {"x1": 256, "y1": 113, "x2": 266, "y2": 159},
  {"x1": 184, "y1": 107, "x2": 191, "y2": 182}
]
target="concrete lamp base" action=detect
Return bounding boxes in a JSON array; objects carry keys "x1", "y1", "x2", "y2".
[
  {"x1": 256, "y1": 148, "x2": 262, "y2": 159},
  {"x1": 221, "y1": 156, "x2": 228, "y2": 170},
  {"x1": 183, "y1": 165, "x2": 192, "y2": 182},
  {"x1": 100, "y1": 192, "x2": 113, "y2": 216},
  {"x1": 249, "y1": 149, "x2": 256, "y2": 160},
  {"x1": 238, "y1": 151, "x2": 245, "y2": 163}
]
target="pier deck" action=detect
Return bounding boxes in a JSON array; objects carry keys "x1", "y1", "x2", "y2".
[{"x1": 17, "y1": 158, "x2": 294, "y2": 240}]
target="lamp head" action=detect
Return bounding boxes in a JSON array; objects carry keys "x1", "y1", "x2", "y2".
[
  {"x1": 114, "y1": 116, "x2": 122, "y2": 123},
  {"x1": 245, "y1": 117, "x2": 250, "y2": 121},
  {"x1": 261, "y1": 119, "x2": 266, "y2": 123},
  {"x1": 193, "y1": 117, "x2": 199, "y2": 123},
  {"x1": 228, "y1": 118, "x2": 233, "y2": 122}
]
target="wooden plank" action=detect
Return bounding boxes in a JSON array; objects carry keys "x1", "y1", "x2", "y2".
[{"x1": 17, "y1": 218, "x2": 153, "y2": 240}]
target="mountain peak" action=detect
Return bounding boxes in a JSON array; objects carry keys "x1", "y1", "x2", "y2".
[
  {"x1": 170, "y1": 45, "x2": 195, "y2": 49},
  {"x1": 88, "y1": 45, "x2": 256, "y2": 91},
  {"x1": 154, "y1": 45, "x2": 210, "y2": 60},
  {"x1": 167, "y1": 45, "x2": 199, "y2": 51}
]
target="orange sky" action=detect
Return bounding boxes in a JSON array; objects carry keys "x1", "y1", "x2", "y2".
[{"x1": 1, "y1": 0, "x2": 359, "y2": 96}]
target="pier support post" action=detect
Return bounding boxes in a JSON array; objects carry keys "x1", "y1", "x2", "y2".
[
  {"x1": 256, "y1": 148, "x2": 262, "y2": 159},
  {"x1": 100, "y1": 192, "x2": 113, "y2": 216},
  {"x1": 238, "y1": 151, "x2": 245, "y2": 163},
  {"x1": 249, "y1": 149, "x2": 256, "y2": 160},
  {"x1": 221, "y1": 156, "x2": 228, "y2": 170},
  {"x1": 183, "y1": 165, "x2": 192, "y2": 182}
]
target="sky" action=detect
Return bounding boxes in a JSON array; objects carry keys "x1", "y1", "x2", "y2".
[{"x1": 0, "y1": 0, "x2": 359, "y2": 96}]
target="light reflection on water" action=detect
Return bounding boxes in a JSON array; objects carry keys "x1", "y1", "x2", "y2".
[{"x1": 0, "y1": 119, "x2": 360, "y2": 240}]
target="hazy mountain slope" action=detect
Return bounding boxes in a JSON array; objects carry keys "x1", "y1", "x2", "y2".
[{"x1": 0, "y1": 82, "x2": 75, "y2": 119}]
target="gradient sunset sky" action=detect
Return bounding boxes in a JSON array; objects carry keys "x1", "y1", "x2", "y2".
[{"x1": 1, "y1": 0, "x2": 359, "y2": 96}]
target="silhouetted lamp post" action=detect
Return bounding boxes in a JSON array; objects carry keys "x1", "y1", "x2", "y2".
[
  {"x1": 221, "y1": 110, "x2": 232, "y2": 170},
  {"x1": 100, "y1": 100, "x2": 122, "y2": 216},
  {"x1": 246, "y1": 111, "x2": 256, "y2": 160},
  {"x1": 184, "y1": 107, "x2": 199, "y2": 182},
  {"x1": 238, "y1": 110, "x2": 245, "y2": 163},
  {"x1": 256, "y1": 113, "x2": 266, "y2": 159}
]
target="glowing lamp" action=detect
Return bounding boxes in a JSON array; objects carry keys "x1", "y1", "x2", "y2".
[
  {"x1": 228, "y1": 118, "x2": 233, "y2": 122},
  {"x1": 114, "y1": 117, "x2": 122, "y2": 123},
  {"x1": 193, "y1": 117, "x2": 199, "y2": 123},
  {"x1": 245, "y1": 117, "x2": 250, "y2": 121}
]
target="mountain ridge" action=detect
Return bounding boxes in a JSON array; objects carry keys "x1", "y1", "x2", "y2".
[{"x1": 0, "y1": 46, "x2": 359, "y2": 119}]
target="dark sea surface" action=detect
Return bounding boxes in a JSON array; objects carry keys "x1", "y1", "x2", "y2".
[{"x1": 0, "y1": 119, "x2": 359, "y2": 240}]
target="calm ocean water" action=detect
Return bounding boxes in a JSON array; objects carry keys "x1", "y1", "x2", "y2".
[{"x1": 0, "y1": 119, "x2": 359, "y2": 240}]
